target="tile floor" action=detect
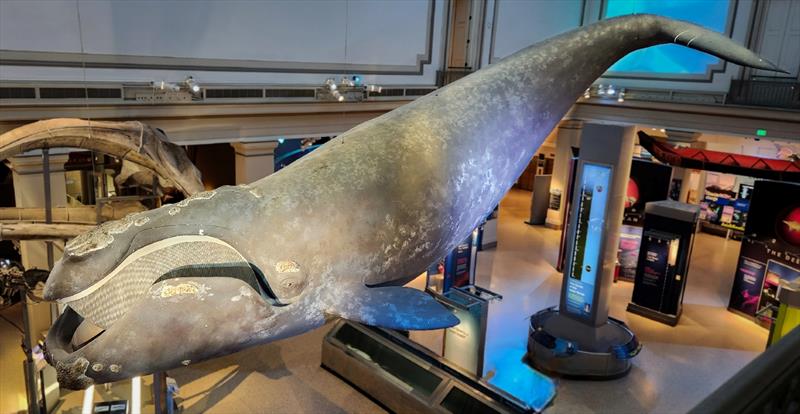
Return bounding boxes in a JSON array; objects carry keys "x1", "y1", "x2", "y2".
[{"x1": 0, "y1": 188, "x2": 768, "y2": 413}]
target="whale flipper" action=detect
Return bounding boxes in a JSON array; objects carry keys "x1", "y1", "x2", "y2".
[{"x1": 329, "y1": 286, "x2": 459, "y2": 330}]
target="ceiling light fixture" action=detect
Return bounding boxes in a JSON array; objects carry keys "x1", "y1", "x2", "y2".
[
  {"x1": 183, "y1": 76, "x2": 201, "y2": 95},
  {"x1": 318, "y1": 75, "x2": 381, "y2": 102}
]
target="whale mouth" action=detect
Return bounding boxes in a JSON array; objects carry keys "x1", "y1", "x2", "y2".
[{"x1": 47, "y1": 235, "x2": 260, "y2": 330}]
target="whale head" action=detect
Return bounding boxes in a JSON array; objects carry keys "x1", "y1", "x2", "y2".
[{"x1": 42, "y1": 187, "x2": 315, "y2": 389}]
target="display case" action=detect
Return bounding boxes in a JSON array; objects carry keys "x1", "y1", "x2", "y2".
[
  {"x1": 322, "y1": 320, "x2": 548, "y2": 413},
  {"x1": 627, "y1": 200, "x2": 700, "y2": 326}
]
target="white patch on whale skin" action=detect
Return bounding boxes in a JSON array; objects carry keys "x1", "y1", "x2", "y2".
[
  {"x1": 151, "y1": 281, "x2": 211, "y2": 302},
  {"x1": 231, "y1": 286, "x2": 253, "y2": 302}
]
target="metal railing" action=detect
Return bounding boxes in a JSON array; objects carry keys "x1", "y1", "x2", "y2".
[
  {"x1": 728, "y1": 79, "x2": 799, "y2": 109},
  {"x1": 690, "y1": 325, "x2": 800, "y2": 414}
]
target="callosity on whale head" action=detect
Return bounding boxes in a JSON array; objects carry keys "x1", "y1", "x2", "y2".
[{"x1": 44, "y1": 14, "x2": 784, "y2": 389}]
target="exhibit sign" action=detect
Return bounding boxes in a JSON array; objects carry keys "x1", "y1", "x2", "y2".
[
  {"x1": 633, "y1": 231, "x2": 678, "y2": 310},
  {"x1": 565, "y1": 162, "x2": 611, "y2": 319},
  {"x1": 618, "y1": 225, "x2": 644, "y2": 281},
  {"x1": 440, "y1": 288, "x2": 489, "y2": 376},
  {"x1": 617, "y1": 159, "x2": 672, "y2": 281},
  {"x1": 729, "y1": 180, "x2": 800, "y2": 325},
  {"x1": 427, "y1": 234, "x2": 475, "y2": 294}
]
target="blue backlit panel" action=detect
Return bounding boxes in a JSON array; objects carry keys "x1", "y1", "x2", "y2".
[
  {"x1": 604, "y1": 0, "x2": 731, "y2": 74},
  {"x1": 565, "y1": 162, "x2": 612, "y2": 318}
]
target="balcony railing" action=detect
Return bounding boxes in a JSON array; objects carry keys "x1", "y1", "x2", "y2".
[
  {"x1": 690, "y1": 326, "x2": 800, "y2": 414},
  {"x1": 728, "y1": 79, "x2": 799, "y2": 110}
]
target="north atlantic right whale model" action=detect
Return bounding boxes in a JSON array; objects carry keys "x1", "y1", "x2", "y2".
[{"x1": 42, "y1": 14, "x2": 784, "y2": 389}]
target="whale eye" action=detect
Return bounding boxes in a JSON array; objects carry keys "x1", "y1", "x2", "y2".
[{"x1": 261, "y1": 260, "x2": 308, "y2": 304}]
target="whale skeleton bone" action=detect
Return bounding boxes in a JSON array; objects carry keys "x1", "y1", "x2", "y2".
[
  {"x1": 0, "y1": 118, "x2": 204, "y2": 196},
  {"x1": 41, "y1": 14, "x2": 785, "y2": 389}
]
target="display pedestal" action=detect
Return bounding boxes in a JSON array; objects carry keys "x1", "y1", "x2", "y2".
[
  {"x1": 527, "y1": 308, "x2": 640, "y2": 379},
  {"x1": 626, "y1": 302, "x2": 681, "y2": 326},
  {"x1": 528, "y1": 124, "x2": 640, "y2": 379},
  {"x1": 627, "y1": 200, "x2": 699, "y2": 326}
]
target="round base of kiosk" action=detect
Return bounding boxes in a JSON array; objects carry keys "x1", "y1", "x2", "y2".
[{"x1": 526, "y1": 307, "x2": 641, "y2": 379}]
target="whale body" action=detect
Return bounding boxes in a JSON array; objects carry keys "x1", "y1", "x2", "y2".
[{"x1": 43, "y1": 14, "x2": 783, "y2": 389}]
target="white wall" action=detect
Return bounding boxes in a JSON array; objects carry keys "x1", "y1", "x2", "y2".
[
  {"x1": 751, "y1": 0, "x2": 800, "y2": 78},
  {"x1": 479, "y1": 0, "x2": 583, "y2": 68},
  {"x1": 701, "y1": 133, "x2": 800, "y2": 159},
  {"x1": 0, "y1": 0, "x2": 446, "y2": 86},
  {"x1": 1, "y1": 0, "x2": 797, "y2": 92}
]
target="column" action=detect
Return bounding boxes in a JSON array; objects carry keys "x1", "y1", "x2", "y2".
[
  {"x1": 8, "y1": 152, "x2": 69, "y2": 351},
  {"x1": 545, "y1": 120, "x2": 583, "y2": 229},
  {"x1": 230, "y1": 141, "x2": 280, "y2": 185},
  {"x1": 9, "y1": 153, "x2": 69, "y2": 270},
  {"x1": 561, "y1": 123, "x2": 636, "y2": 326},
  {"x1": 664, "y1": 130, "x2": 704, "y2": 203}
]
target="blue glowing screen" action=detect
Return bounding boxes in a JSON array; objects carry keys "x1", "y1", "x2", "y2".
[
  {"x1": 604, "y1": 0, "x2": 731, "y2": 74},
  {"x1": 565, "y1": 163, "x2": 611, "y2": 318}
]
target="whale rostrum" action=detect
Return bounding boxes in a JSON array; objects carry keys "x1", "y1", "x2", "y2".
[{"x1": 42, "y1": 14, "x2": 784, "y2": 389}]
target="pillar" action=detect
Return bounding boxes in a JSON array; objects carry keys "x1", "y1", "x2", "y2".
[
  {"x1": 9, "y1": 153, "x2": 69, "y2": 270},
  {"x1": 560, "y1": 124, "x2": 636, "y2": 326},
  {"x1": 231, "y1": 141, "x2": 280, "y2": 185},
  {"x1": 545, "y1": 120, "x2": 583, "y2": 229},
  {"x1": 8, "y1": 152, "x2": 69, "y2": 354},
  {"x1": 665, "y1": 130, "x2": 704, "y2": 204}
]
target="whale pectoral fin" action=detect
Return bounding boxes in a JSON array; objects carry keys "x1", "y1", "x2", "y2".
[{"x1": 329, "y1": 286, "x2": 460, "y2": 330}]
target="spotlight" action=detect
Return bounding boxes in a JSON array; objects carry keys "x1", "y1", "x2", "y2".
[
  {"x1": 337, "y1": 95, "x2": 345, "y2": 102},
  {"x1": 597, "y1": 84, "x2": 606, "y2": 96},
  {"x1": 606, "y1": 85, "x2": 616, "y2": 96},
  {"x1": 583, "y1": 88, "x2": 591, "y2": 99},
  {"x1": 617, "y1": 88, "x2": 625, "y2": 103},
  {"x1": 659, "y1": 128, "x2": 666, "y2": 133},
  {"x1": 325, "y1": 78, "x2": 337, "y2": 91},
  {"x1": 184, "y1": 76, "x2": 201, "y2": 94},
  {"x1": 278, "y1": 138, "x2": 285, "y2": 144}
]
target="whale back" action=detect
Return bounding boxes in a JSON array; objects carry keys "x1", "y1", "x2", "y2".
[{"x1": 247, "y1": 14, "x2": 783, "y2": 288}]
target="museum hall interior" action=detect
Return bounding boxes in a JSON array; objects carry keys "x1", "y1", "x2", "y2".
[{"x1": 0, "y1": 0, "x2": 798, "y2": 413}]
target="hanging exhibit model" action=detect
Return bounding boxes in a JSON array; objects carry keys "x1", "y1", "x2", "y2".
[
  {"x1": 0, "y1": 118, "x2": 204, "y2": 196},
  {"x1": 41, "y1": 15, "x2": 783, "y2": 389}
]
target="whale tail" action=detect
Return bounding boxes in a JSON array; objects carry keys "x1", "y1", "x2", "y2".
[{"x1": 642, "y1": 14, "x2": 786, "y2": 73}]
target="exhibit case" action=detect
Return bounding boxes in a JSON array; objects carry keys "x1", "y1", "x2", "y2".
[
  {"x1": 627, "y1": 200, "x2": 700, "y2": 326},
  {"x1": 321, "y1": 320, "x2": 553, "y2": 413}
]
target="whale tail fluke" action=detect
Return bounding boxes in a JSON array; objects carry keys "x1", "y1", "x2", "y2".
[{"x1": 641, "y1": 14, "x2": 787, "y2": 73}]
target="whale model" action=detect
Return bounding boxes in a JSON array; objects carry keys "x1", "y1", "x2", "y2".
[{"x1": 43, "y1": 14, "x2": 783, "y2": 389}]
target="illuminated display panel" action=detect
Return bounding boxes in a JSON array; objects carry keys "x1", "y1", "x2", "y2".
[
  {"x1": 604, "y1": 0, "x2": 731, "y2": 74},
  {"x1": 565, "y1": 162, "x2": 612, "y2": 318}
]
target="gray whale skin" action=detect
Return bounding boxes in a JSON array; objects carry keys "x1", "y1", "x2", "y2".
[{"x1": 43, "y1": 14, "x2": 783, "y2": 389}]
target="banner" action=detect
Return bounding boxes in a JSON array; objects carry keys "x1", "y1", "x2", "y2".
[
  {"x1": 729, "y1": 180, "x2": 800, "y2": 325},
  {"x1": 565, "y1": 162, "x2": 611, "y2": 319},
  {"x1": 617, "y1": 159, "x2": 672, "y2": 281}
]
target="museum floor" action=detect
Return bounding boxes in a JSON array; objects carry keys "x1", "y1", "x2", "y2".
[{"x1": 0, "y1": 189, "x2": 767, "y2": 414}]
